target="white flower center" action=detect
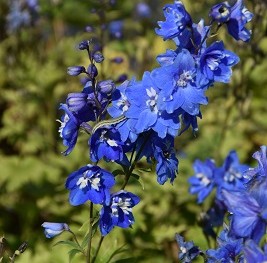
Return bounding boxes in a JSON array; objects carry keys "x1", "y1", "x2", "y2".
[
  {"x1": 224, "y1": 168, "x2": 242, "y2": 183},
  {"x1": 76, "y1": 172, "x2": 101, "y2": 191},
  {"x1": 146, "y1": 87, "x2": 158, "y2": 113},
  {"x1": 177, "y1": 70, "x2": 193, "y2": 87},
  {"x1": 196, "y1": 172, "x2": 211, "y2": 186},
  {"x1": 117, "y1": 93, "x2": 130, "y2": 113},
  {"x1": 180, "y1": 246, "x2": 187, "y2": 254},
  {"x1": 57, "y1": 114, "x2": 69, "y2": 137},
  {"x1": 111, "y1": 197, "x2": 132, "y2": 217}
]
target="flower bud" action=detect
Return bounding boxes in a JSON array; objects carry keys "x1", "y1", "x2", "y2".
[
  {"x1": 78, "y1": 40, "x2": 89, "y2": 50},
  {"x1": 41, "y1": 222, "x2": 70, "y2": 238},
  {"x1": 67, "y1": 93, "x2": 88, "y2": 112},
  {"x1": 67, "y1": 66, "x2": 85, "y2": 76},
  {"x1": 111, "y1": 57, "x2": 123, "y2": 64},
  {"x1": 93, "y1": 52, "x2": 104, "y2": 63},
  {"x1": 87, "y1": 64, "x2": 98, "y2": 78},
  {"x1": 97, "y1": 80, "x2": 115, "y2": 94}
]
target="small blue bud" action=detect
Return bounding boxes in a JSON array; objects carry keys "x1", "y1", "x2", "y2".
[
  {"x1": 87, "y1": 64, "x2": 98, "y2": 78},
  {"x1": 136, "y1": 3, "x2": 151, "y2": 18},
  {"x1": 67, "y1": 66, "x2": 85, "y2": 76},
  {"x1": 116, "y1": 74, "x2": 127, "y2": 83},
  {"x1": 78, "y1": 40, "x2": 89, "y2": 50},
  {"x1": 85, "y1": 26, "x2": 94, "y2": 33},
  {"x1": 67, "y1": 93, "x2": 88, "y2": 112},
  {"x1": 97, "y1": 80, "x2": 115, "y2": 94},
  {"x1": 93, "y1": 52, "x2": 104, "y2": 63},
  {"x1": 41, "y1": 222, "x2": 70, "y2": 238},
  {"x1": 111, "y1": 57, "x2": 123, "y2": 64}
]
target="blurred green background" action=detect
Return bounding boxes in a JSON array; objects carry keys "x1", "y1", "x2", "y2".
[{"x1": 0, "y1": 0, "x2": 266, "y2": 262}]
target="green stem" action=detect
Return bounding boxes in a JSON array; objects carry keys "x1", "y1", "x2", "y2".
[
  {"x1": 86, "y1": 202, "x2": 94, "y2": 263},
  {"x1": 91, "y1": 236, "x2": 104, "y2": 263},
  {"x1": 121, "y1": 132, "x2": 152, "y2": 190}
]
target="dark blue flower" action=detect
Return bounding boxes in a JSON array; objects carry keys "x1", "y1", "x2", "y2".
[
  {"x1": 65, "y1": 165, "x2": 115, "y2": 206},
  {"x1": 58, "y1": 104, "x2": 81, "y2": 155},
  {"x1": 188, "y1": 159, "x2": 216, "y2": 203},
  {"x1": 99, "y1": 191, "x2": 140, "y2": 236},
  {"x1": 209, "y1": 2, "x2": 231, "y2": 23},
  {"x1": 89, "y1": 127, "x2": 125, "y2": 163},
  {"x1": 210, "y1": 0, "x2": 253, "y2": 42},
  {"x1": 41, "y1": 222, "x2": 70, "y2": 238},
  {"x1": 155, "y1": 1, "x2": 192, "y2": 41},
  {"x1": 243, "y1": 239, "x2": 267, "y2": 263},
  {"x1": 153, "y1": 135, "x2": 178, "y2": 184},
  {"x1": 206, "y1": 226, "x2": 244, "y2": 263},
  {"x1": 175, "y1": 234, "x2": 200, "y2": 263},
  {"x1": 200, "y1": 41, "x2": 239, "y2": 83}
]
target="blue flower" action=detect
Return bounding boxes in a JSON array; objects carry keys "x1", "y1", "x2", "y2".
[
  {"x1": 41, "y1": 222, "x2": 70, "y2": 238},
  {"x1": 222, "y1": 181, "x2": 267, "y2": 243},
  {"x1": 206, "y1": 226, "x2": 244, "y2": 263},
  {"x1": 175, "y1": 234, "x2": 200, "y2": 263},
  {"x1": 215, "y1": 150, "x2": 249, "y2": 200},
  {"x1": 89, "y1": 127, "x2": 125, "y2": 163},
  {"x1": 210, "y1": 0, "x2": 253, "y2": 42},
  {"x1": 245, "y1": 146, "x2": 267, "y2": 184},
  {"x1": 243, "y1": 239, "x2": 267, "y2": 263},
  {"x1": 152, "y1": 49, "x2": 208, "y2": 115},
  {"x1": 153, "y1": 135, "x2": 178, "y2": 184},
  {"x1": 58, "y1": 104, "x2": 81, "y2": 155},
  {"x1": 188, "y1": 159, "x2": 216, "y2": 203},
  {"x1": 99, "y1": 191, "x2": 140, "y2": 236},
  {"x1": 155, "y1": 1, "x2": 192, "y2": 41},
  {"x1": 200, "y1": 41, "x2": 239, "y2": 83},
  {"x1": 125, "y1": 71, "x2": 180, "y2": 138},
  {"x1": 65, "y1": 165, "x2": 115, "y2": 206}
]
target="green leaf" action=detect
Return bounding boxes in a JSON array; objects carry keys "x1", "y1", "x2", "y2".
[
  {"x1": 112, "y1": 169, "x2": 125, "y2": 177},
  {"x1": 53, "y1": 240, "x2": 82, "y2": 252},
  {"x1": 106, "y1": 245, "x2": 128, "y2": 263},
  {"x1": 131, "y1": 173, "x2": 145, "y2": 190},
  {"x1": 68, "y1": 248, "x2": 82, "y2": 263}
]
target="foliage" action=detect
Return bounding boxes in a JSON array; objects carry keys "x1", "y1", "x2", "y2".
[{"x1": 0, "y1": 0, "x2": 266, "y2": 262}]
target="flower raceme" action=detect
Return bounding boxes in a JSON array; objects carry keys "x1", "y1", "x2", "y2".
[{"x1": 50, "y1": 0, "x2": 253, "y2": 245}]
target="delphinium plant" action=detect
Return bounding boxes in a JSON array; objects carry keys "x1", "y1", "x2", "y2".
[{"x1": 41, "y1": 0, "x2": 254, "y2": 262}]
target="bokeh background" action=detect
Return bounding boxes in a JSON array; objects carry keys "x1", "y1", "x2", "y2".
[{"x1": 0, "y1": 0, "x2": 266, "y2": 262}]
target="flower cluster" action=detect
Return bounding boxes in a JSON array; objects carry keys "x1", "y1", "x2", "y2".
[
  {"x1": 180, "y1": 146, "x2": 267, "y2": 262},
  {"x1": 42, "y1": 0, "x2": 253, "y2": 250}
]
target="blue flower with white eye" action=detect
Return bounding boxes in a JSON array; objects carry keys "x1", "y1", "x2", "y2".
[
  {"x1": 200, "y1": 41, "x2": 239, "y2": 83},
  {"x1": 155, "y1": 1, "x2": 192, "y2": 41},
  {"x1": 188, "y1": 158, "x2": 216, "y2": 203},
  {"x1": 210, "y1": 0, "x2": 253, "y2": 42},
  {"x1": 58, "y1": 104, "x2": 81, "y2": 156},
  {"x1": 99, "y1": 191, "x2": 140, "y2": 236},
  {"x1": 152, "y1": 49, "x2": 209, "y2": 115},
  {"x1": 175, "y1": 234, "x2": 200, "y2": 263},
  {"x1": 215, "y1": 150, "x2": 249, "y2": 200},
  {"x1": 89, "y1": 127, "x2": 126, "y2": 163},
  {"x1": 41, "y1": 222, "x2": 70, "y2": 238},
  {"x1": 65, "y1": 165, "x2": 115, "y2": 206},
  {"x1": 125, "y1": 71, "x2": 180, "y2": 138}
]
